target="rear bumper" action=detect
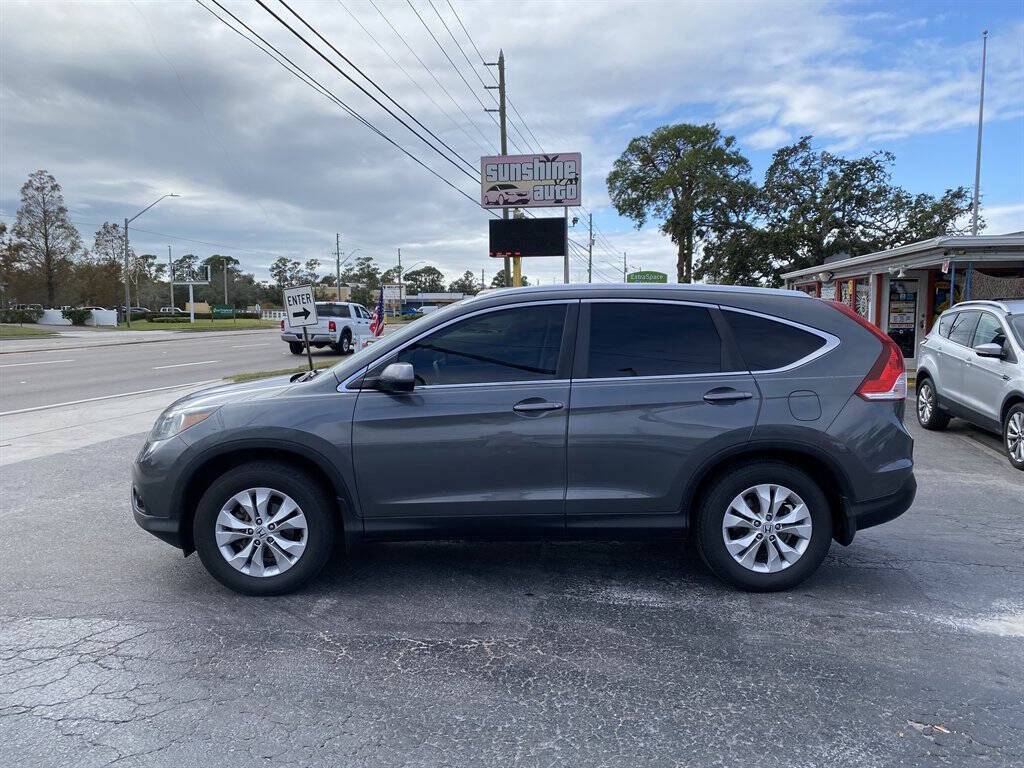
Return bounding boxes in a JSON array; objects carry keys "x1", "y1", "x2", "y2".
[
  {"x1": 281, "y1": 333, "x2": 335, "y2": 344},
  {"x1": 836, "y1": 473, "x2": 917, "y2": 545}
]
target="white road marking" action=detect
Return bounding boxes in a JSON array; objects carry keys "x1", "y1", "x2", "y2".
[
  {"x1": 152, "y1": 360, "x2": 219, "y2": 370},
  {"x1": 0, "y1": 358, "x2": 75, "y2": 369},
  {"x1": 0, "y1": 379, "x2": 222, "y2": 417},
  {"x1": 231, "y1": 343, "x2": 270, "y2": 348}
]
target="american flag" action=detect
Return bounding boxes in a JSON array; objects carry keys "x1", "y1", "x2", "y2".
[{"x1": 369, "y1": 289, "x2": 385, "y2": 337}]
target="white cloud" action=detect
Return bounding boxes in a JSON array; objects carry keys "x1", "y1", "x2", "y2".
[{"x1": 0, "y1": 1, "x2": 1020, "y2": 286}]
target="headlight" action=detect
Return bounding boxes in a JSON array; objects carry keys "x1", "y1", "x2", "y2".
[{"x1": 149, "y1": 407, "x2": 216, "y2": 441}]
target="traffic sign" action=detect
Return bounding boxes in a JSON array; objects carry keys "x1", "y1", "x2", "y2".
[{"x1": 283, "y1": 284, "x2": 318, "y2": 328}]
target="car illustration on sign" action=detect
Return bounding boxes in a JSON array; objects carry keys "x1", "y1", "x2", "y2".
[{"x1": 483, "y1": 184, "x2": 531, "y2": 206}]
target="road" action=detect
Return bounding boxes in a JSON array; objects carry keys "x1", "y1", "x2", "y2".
[
  {"x1": 0, "y1": 329, "x2": 342, "y2": 413},
  {"x1": 1, "y1": 411, "x2": 1021, "y2": 767}
]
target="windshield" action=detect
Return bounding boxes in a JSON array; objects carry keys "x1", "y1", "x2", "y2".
[{"x1": 1009, "y1": 315, "x2": 1024, "y2": 348}]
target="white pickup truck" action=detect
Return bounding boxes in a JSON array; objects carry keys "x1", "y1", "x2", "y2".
[{"x1": 280, "y1": 301, "x2": 372, "y2": 355}]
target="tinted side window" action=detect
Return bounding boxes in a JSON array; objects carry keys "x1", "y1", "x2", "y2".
[
  {"x1": 724, "y1": 310, "x2": 826, "y2": 371},
  {"x1": 394, "y1": 304, "x2": 566, "y2": 385},
  {"x1": 337, "y1": 305, "x2": 351, "y2": 318},
  {"x1": 316, "y1": 303, "x2": 337, "y2": 317},
  {"x1": 586, "y1": 303, "x2": 721, "y2": 377},
  {"x1": 973, "y1": 313, "x2": 1006, "y2": 348},
  {"x1": 947, "y1": 311, "x2": 979, "y2": 347}
]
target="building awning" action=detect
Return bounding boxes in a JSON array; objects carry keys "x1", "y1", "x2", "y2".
[{"x1": 782, "y1": 233, "x2": 1024, "y2": 282}]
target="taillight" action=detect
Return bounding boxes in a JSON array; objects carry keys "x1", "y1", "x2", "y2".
[
  {"x1": 824, "y1": 300, "x2": 906, "y2": 401},
  {"x1": 329, "y1": 320, "x2": 336, "y2": 332},
  {"x1": 280, "y1": 319, "x2": 284, "y2": 331}
]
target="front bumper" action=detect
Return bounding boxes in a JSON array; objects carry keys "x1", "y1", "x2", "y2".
[
  {"x1": 132, "y1": 482, "x2": 184, "y2": 549},
  {"x1": 836, "y1": 473, "x2": 917, "y2": 544}
]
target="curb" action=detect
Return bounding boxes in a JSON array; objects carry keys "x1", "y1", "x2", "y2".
[{"x1": 0, "y1": 328, "x2": 275, "y2": 355}]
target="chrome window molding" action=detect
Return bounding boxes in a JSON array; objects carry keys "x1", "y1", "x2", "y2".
[
  {"x1": 336, "y1": 299, "x2": 576, "y2": 392},
  {"x1": 718, "y1": 306, "x2": 840, "y2": 374}
]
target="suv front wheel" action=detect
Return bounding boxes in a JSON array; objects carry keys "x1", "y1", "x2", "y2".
[
  {"x1": 1004, "y1": 404, "x2": 1024, "y2": 471},
  {"x1": 193, "y1": 462, "x2": 336, "y2": 595},
  {"x1": 696, "y1": 462, "x2": 832, "y2": 591}
]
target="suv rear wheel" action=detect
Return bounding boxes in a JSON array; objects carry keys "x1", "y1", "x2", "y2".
[
  {"x1": 696, "y1": 462, "x2": 832, "y2": 591},
  {"x1": 340, "y1": 330, "x2": 353, "y2": 354},
  {"x1": 916, "y1": 377, "x2": 950, "y2": 430},
  {"x1": 1004, "y1": 404, "x2": 1024, "y2": 471},
  {"x1": 193, "y1": 462, "x2": 336, "y2": 595}
]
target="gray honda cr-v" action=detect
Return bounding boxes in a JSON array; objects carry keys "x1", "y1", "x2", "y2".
[{"x1": 132, "y1": 284, "x2": 916, "y2": 594}]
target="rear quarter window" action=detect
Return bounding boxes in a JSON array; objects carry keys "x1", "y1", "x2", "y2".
[
  {"x1": 723, "y1": 310, "x2": 827, "y2": 371},
  {"x1": 936, "y1": 312, "x2": 956, "y2": 337}
]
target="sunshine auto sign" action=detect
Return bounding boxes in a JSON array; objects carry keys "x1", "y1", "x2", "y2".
[{"x1": 481, "y1": 152, "x2": 581, "y2": 208}]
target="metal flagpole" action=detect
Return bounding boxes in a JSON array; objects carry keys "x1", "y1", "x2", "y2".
[{"x1": 971, "y1": 30, "x2": 988, "y2": 236}]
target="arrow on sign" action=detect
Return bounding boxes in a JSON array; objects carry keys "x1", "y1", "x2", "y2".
[{"x1": 291, "y1": 307, "x2": 310, "y2": 320}]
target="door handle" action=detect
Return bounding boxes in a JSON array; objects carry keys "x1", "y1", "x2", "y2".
[
  {"x1": 512, "y1": 400, "x2": 564, "y2": 412},
  {"x1": 703, "y1": 390, "x2": 753, "y2": 403}
]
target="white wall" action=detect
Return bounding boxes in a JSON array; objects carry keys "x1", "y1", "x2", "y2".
[{"x1": 39, "y1": 309, "x2": 117, "y2": 327}]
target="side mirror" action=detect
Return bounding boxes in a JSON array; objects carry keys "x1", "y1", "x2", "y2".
[
  {"x1": 974, "y1": 342, "x2": 1004, "y2": 359},
  {"x1": 377, "y1": 362, "x2": 415, "y2": 393}
]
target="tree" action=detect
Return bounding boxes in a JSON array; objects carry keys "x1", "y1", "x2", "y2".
[
  {"x1": 758, "y1": 136, "x2": 975, "y2": 279},
  {"x1": 403, "y1": 265, "x2": 445, "y2": 294},
  {"x1": 490, "y1": 270, "x2": 529, "y2": 288},
  {"x1": 12, "y1": 170, "x2": 83, "y2": 306},
  {"x1": 80, "y1": 222, "x2": 129, "y2": 307},
  {"x1": 203, "y1": 254, "x2": 241, "y2": 304},
  {"x1": 448, "y1": 270, "x2": 480, "y2": 295},
  {"x1": 607, "y1": 123, "x2": 751, "y2": 283}
]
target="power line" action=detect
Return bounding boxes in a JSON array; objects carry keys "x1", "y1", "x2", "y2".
[
  {"x1": 256, "y1": 0, "x2": 479, "y2": 185},
  {"x1": 197, "y1": 0, "x2": 494, "y2": 214},
  {"x1": 368, "y1": 0, "x2": 494, "y2": 151},
  {"x1": 404, "y1": 0, "x2": 526, "y2": 154},
  {"x1": 336, "y1": 0, "x2": 489, "y2": 156}
]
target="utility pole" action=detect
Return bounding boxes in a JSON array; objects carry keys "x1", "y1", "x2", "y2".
[
  {"x1": 168, "y1": 246, "x2": 174, "y2": 308},
  {"x1": 397, "y1": 247, "x2": 403, "y2": 313},
  {"x1": 123, "y1": 217, "x2": 130, "y2": 323},
  {"x1": 971, "y1": 29, "x2": 988, "y2": 236},
  {"x1": 336, "y1": 233, "x2": 342, "y2": 301},
  {"x1": 223, "y1": 257, "x2": 229, "y2": 304},
  {"x1": 486, "y1": 50, "x2": 511, "y2": 287},
  {"x1": 563, "y1": 206, "x2": 570, "y2": 283},
  {"x1": 481, "y1": 268, "x2": 485, "y2": 291},
  {"x1": 587, "y1": 213, "x2": 593, "y2": 284},
  {"x1": 623, "y1": 251, "x2": 628, "y2": 282}
]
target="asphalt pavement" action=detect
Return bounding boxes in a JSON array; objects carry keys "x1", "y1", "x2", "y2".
[
  {"x1": 0, "y1": 328, "x2": 341, "y2": 413},
  {"x1": 1, "y1": 410, "x2": 1021, "y2": 767}
]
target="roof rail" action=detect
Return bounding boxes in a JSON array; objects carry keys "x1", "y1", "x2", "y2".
[{"x1": 953, "y1": 299, "x2": 1010, "y2": 313}]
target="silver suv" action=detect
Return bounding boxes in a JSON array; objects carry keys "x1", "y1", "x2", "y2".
[{"x1": 916, "y1": 299, "x2": 1024, "y2": 469}]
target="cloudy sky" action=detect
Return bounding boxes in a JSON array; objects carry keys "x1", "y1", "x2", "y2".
[{"x1": 1, "y1": 0, "x2": 1022, "y2": 286}]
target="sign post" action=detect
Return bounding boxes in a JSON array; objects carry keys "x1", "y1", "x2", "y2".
[
  {"x1": 170, "y1": 264, "x2": 211, "y2": 324},
  {"x1": 283, "y1": 284, "x2": 318, "y2": 372}
]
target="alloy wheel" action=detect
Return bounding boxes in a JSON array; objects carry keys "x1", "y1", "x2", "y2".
[
  {"x1": 1007, "y1": 412, "x2": 1024, "y2": 463},
  {"x1": 721, "y1": 484, "x2": 812, "y2": 573},
  {"x1": 215, "y1": 488, "x2": 308, "y2": 577},
  {"x1": 917, "y1": 382, "x2": 935, "y2": 424}
]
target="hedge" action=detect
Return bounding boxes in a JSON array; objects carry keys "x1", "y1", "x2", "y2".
[
  {"x1": 61, "y1": 307, "x2": 92, "y2": 326},
  {"x1": 146, "y1": 311, "x2": 262, "y2": 323},
  {"x1": 0, "y1": 307, "x2": 44, "y2": 324}
]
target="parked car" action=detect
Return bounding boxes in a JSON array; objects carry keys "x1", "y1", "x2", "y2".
[
  {"x1": 133, "y1": 283, "x2": 915, "y2": 595},
  {"x1": 916, "y1": 299, "x2": 1024, "y2": 469},
  {"x1": 279, "y1": 301, "x2": 371, "y2": 355},
  {"x1": 483, "y1": 183, "x2": 531, "y2": 206},
  {"x1": 159, "y1": 307, "x2": 187, "y2": 315}
]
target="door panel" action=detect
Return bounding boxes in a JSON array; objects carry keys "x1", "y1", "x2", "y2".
[
  {"x1": 566, "y1": 374, "x2": 760, "y2": 517},
  {"x1": 352, "y1": 381, "x2": 569, "y2": 518},
  {"x1": 940, "y1": 311, "x2": 980, "y2": 406},
  {"x1": 963, "y1": 312, "x2": 1012, "y2": 422},
  {"x1": 351, "y1": 301, "x2": 576, "y2": 521}
]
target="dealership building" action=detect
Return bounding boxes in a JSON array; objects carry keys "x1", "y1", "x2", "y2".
[{"x1": 782, "y1": 233, "x2": 1024, "y2": 372}]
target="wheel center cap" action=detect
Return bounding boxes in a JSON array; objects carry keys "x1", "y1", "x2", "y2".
[{"x1": 255, "y1": 526, "x2": 266, "y2": 538}]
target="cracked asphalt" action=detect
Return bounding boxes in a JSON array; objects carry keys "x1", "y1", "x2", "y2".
[{"x1": 1, "y1": 417, "x2": 1022, "y2": 767}]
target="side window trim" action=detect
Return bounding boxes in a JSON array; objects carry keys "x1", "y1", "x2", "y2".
[
  {"x1": 350, "y1": 299, "x2": 578, "y2": 390},
  {"x1": 719, "y1": 306, "x2": 840, "y2": 374},
  {"x1": 575, "y1": 298, "x2": 737, "y2": 381}
]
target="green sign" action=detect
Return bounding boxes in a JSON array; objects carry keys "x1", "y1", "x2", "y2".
[
  {"x1": 626, "y1": 271, "x2": 668, "y2": 284},
  {"x1": 212, "y1": 304, "x2": 234, "y2": 318}
]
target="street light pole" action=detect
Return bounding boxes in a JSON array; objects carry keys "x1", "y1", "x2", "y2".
[
  {"x1": 124, "y1": 193, "x2": 179, "y2": 327},
  {"x1": 971, "y1": 30, "x2": 988, "y2": 236}
]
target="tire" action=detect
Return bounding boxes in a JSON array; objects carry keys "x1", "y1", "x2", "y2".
[
  {"x1": 193, "y1": 462, "x2": 337, "y2": 595},
  {"x1": 1004, "y1": 403, "x2": 1024, "y2": 471},
  {"x1": 916, "y1": 377, "x2": 950, "y2": 430},
  {"x1": 340, "y1": 330, "x2": 353, "y2": 354},
  {"x1": 695, "y1": 461, "x2": 833, "y2": 592},
  {"x1": 288, "y1": 341, "x2": 304, "y2": 355}
]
